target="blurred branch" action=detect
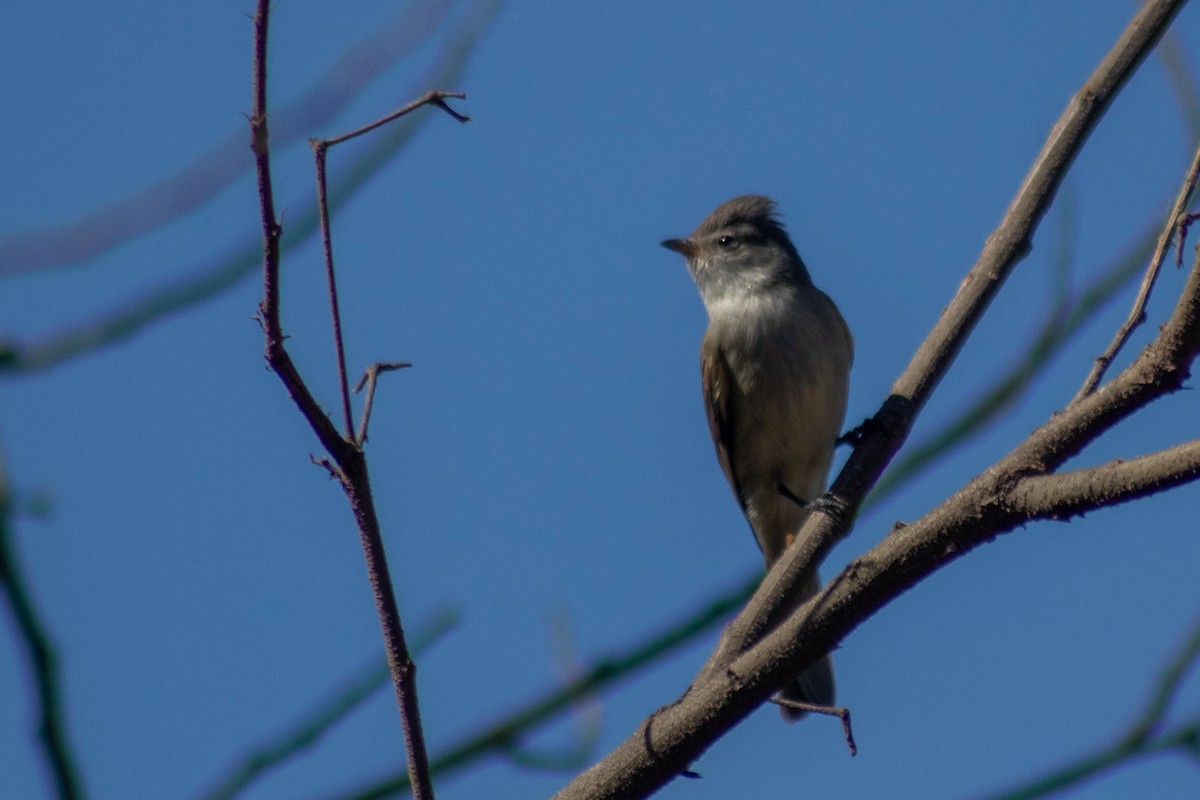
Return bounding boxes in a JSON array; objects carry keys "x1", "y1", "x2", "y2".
[
  {"x1": 0, "y1": 244, "x2": 258, "y2": 374},
  {"x1": 0, "y1": 449, "x2": 84, "y2": 800},
  {"x1": 0, "y1": 0, "x2": 502, "y2": 375},
  {"x1": 196, "y1": 608, "x2": 460, "y2": 800},
  {"x1": 1161, "y1": 30, "x2": 1200, "y2": 141},
  {"x1": 514, "y1": 613, "x2": 605, "y2": 771},
  {"x1": 326, "y1": 583, "x2": 750, "y2": 800},
  {"x1": 0, "y1": 0, "x2": 457, "y2": 275},
  {"x1": 500, "y1": 742, "x2": 593, "y2": 774},
  {"x1": 870, "y1": 191, "x2": 1131, "y2": 506},
  {"x1": 977, "y1": 614, "x2": 1200, "y2": 800}
]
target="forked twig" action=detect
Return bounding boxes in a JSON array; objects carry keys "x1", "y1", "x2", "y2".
[
  {"x1": 0, "y1": 1, "x2": 463, "y2": 276},
  {"x1": 355, "y1": 362, "x2": 413, "y2": 445},
  {"x1": 1074, "y1": 141, "x2": 1200, "y2": 401},
  {"x1": 0, "y1": 7, "x2": 498, "y2": 376},
  {"x1": 251, "y1": 3, "x2": 467, "y2": 798},
  {"x1": 309, "y1": 92, "x2": 467, "y2": 440}
]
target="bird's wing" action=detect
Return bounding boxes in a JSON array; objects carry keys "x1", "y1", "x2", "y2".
[{"x1": 700, "y1": 335, "x2": 747, "y2": 513}]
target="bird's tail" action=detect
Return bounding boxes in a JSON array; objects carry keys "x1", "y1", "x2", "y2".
[{"x1": 777, "y1": 569, "x2": 835, "y2": 722}]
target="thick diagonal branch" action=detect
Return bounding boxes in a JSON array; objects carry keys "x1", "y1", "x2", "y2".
[{"x1": 1005, "y1": 440, "x2": 1200, "y2": 518}]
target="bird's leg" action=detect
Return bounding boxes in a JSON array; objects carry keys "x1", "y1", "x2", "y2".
[
  {"x1": 836, "y1": 418, "x2": 872, "y2": 448},
  {"x1": 777, "y1": 481, "x2": 808, "y2": 510}
]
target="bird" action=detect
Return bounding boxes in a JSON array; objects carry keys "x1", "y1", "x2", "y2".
[{"x1": 662, "y1": 195, "x2": 853, "y2": 720}]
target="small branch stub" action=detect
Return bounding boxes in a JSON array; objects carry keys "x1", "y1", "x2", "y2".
[{"x1": 356, "y1": 361, "x2": 413, "y2": 445}]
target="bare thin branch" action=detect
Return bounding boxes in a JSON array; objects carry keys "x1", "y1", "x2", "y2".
[
  {"x1": 315, "y1": 91, "x2": 469, "y2": 149},
  {"x1": 0, "y1": 0, "x2": 460, "y2": 276},
  {"x1": 252, "y1": 6, "x2": 347, "y2": 465},
  {"x1": 0, "y1": 458, "x2": 84, "y2": 800},
  {"x1": 977, "y1": 616, "x2": 1200, "y2": 800},
  {"x1": 1075, "y1": 140, "x2": 1200, "y2": 400},
  {"x1": 892, "y1": 0, "x2": 1185, "y2": 410},
  {"x1": 327, "y1": 583, "x2": 750, "y2": 800},
  {"x1": 870, "y1": 197, "x2": 1153, "y2": 507},
  {"x1": 196, "y1": 609, "x2": 459, "y2": 800},
  {"x1": 251, "y1": 3, "x2": 455, "y2": 797},
  {"x1": 0, "y1": 2, "x2": 501, "y2": 376}
]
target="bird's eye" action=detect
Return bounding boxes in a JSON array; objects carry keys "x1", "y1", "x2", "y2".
[{"x1": 716, "y1": 235, "x2": 739, "y2": 249}]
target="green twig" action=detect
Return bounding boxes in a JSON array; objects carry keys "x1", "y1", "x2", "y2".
[
  {"x1": 0, "y1": 0, "x2": 502, "y2": 376},
  {"x1": 196, "y1": 609, "x2": 460, "y2": 800},
  {"x1": 325, "y1": 581, "x2": 753, "y2": 800},
  {"x1": 0, "y1": 0, "x2": 458, "y2": 276},
  {"x1": 977, "y1": 616, "x2": 1200, "y2": 800}
]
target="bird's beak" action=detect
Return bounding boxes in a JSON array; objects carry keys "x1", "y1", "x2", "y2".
[{"x1": 661, "y1": 238, "x2": 697, "y2": 257}]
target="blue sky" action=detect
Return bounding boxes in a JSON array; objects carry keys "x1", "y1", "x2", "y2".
[{"x1": 3, "y1": 2, "x2": 1200, "y2": 799}]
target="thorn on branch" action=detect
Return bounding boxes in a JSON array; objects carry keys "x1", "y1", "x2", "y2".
[
  {"x1": 498, "y1": 740, "x2": 592, "y2": 772},
  {"x1": 1179, "y1": 211, "x2": 1200, "y2": 268},
  {"x1": 311, "y1": 454, "x2": 345, "y2": 483}
]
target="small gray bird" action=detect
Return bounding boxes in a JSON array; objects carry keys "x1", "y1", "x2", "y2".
[{"x1": 662, "y1": 195, "x2": 853, "y2": 720}]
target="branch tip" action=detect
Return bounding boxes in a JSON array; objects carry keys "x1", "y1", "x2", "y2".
[{"x1": 355, "y1": 361, "x2": 414, "y2": 393}]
